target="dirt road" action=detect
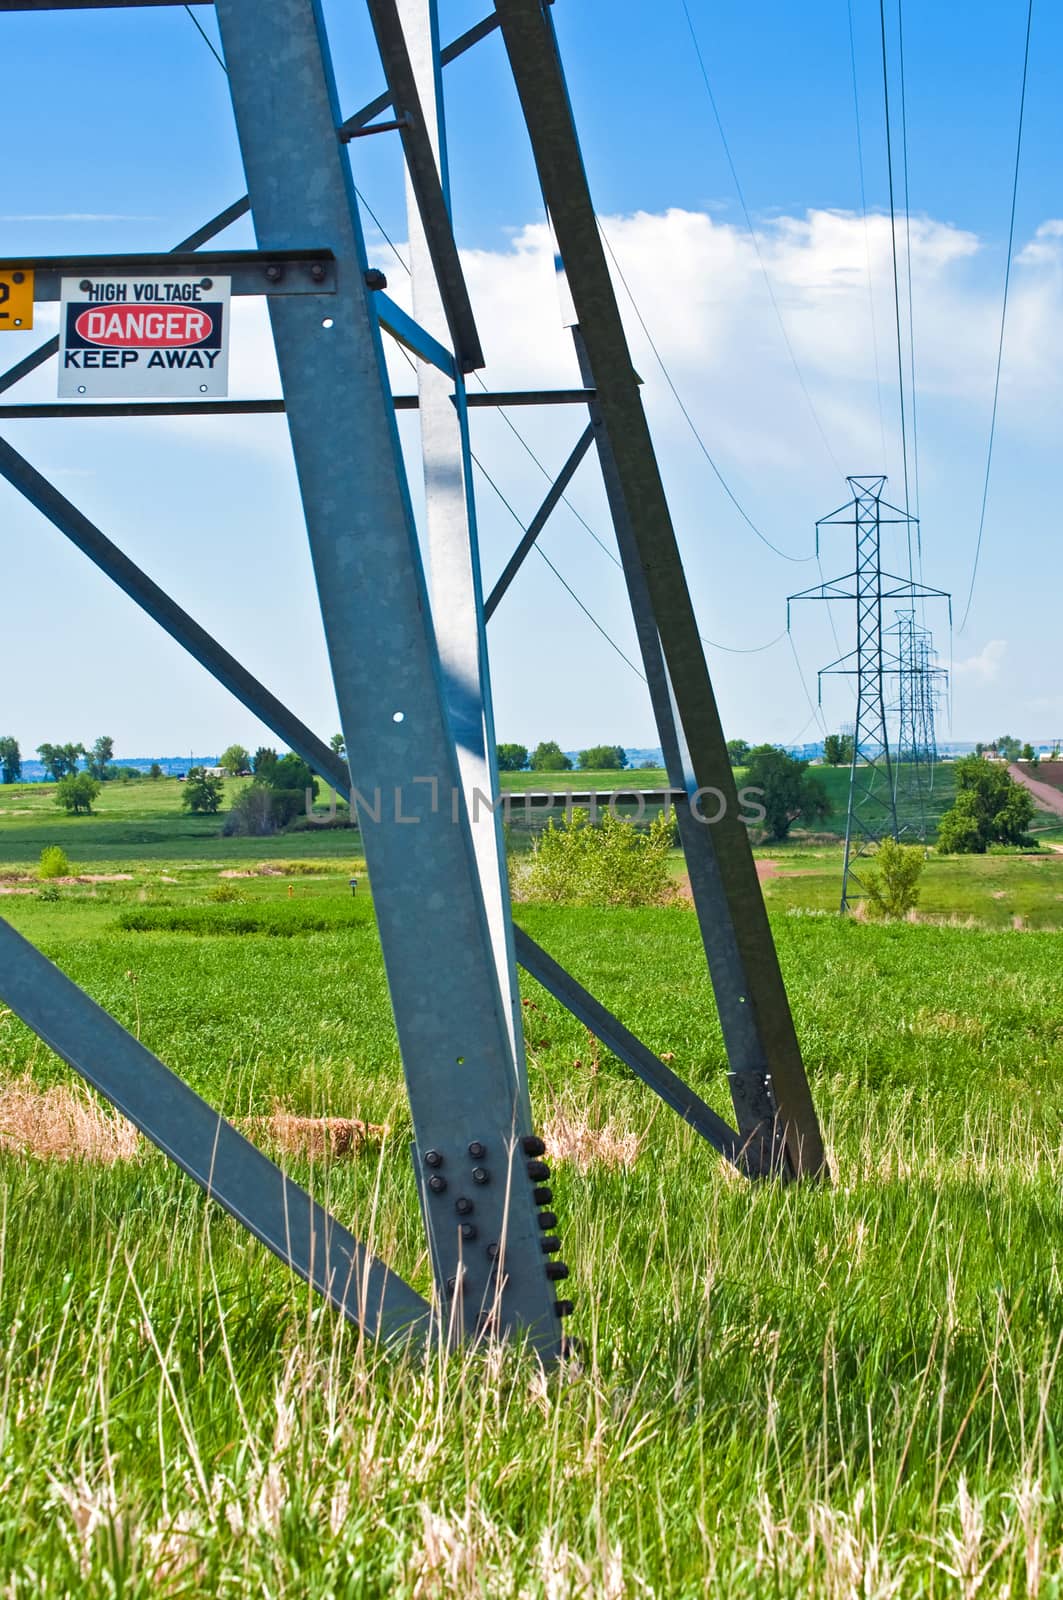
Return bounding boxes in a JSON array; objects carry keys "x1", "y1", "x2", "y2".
[{"x1": 1008, "y1": 764, "x2": 1063, "y2": 820}]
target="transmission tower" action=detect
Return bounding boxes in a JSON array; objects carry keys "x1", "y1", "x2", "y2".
[
  {"x1": 789, "y1": 476, "x2": 949, "y2": 911},
  {"x1": 0, "y1": 0, "x2": 827, "y2": 1361}
]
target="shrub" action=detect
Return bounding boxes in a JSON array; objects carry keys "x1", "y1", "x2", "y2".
[
  {"x1": 182, "y1": 767, "x2": 224, "y2": 815},
  {"x1": 36, "y1": 884, "x2": 61, "y2": 903},
  {"x1": 744, "y1": 745, "x2": 830, "y2": 841},
  {"x1": 209, "y1": 883, "x2": 241, "y2": 903},
  {"x1": 223, "y1": 782, "x2": 276, "y2": 836},
  {"x1": 514, "y1": 807, "x2": 676, "y2": 907},
  {"x1": 38, "y1": 846, "x2": 70, "y2": 880},
  {"x1": 862, "y1": 836, "x2": 924, "y2": 918},
  {"x1": 54, "y1": 773, "x2": 100, "y2": 815}
]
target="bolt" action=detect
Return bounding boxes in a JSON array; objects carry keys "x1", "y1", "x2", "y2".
[
  {"x1": 486, "y1": 1241, "x2": 500, "y2": 1259},
  {"x1": 532, "y1": 1186, "x2": 553, "y2": 1206},
  {"x1": 13, "y1": 272, "x2": 24, "y2": 284},
  {"x1": 541, "y1": 1236, "x2": 562, "y2": 1254},
  {"x1": 546, "y1": 1261, "x2": 569, "y2": 1281},
  {"x1": 265, "y1": 263, "x2": 283, "y2": 282},
  {"x1": 309, "y1": 262, "x2": 326, "y2": 282},
  {"x1": 199, "y1": 278, "x2": 213, "y2": 291},
  {"x1": 526, "y1": 1159, "x2": 550, "y2": 1182},
  {"x1": 537, "y1": 1211, "x2": 558, "y2": 1231},
  {"x1": 459, "y1": 1223, "x2": 477, "y2": 1242},
  {"x1": 471, "y1": 1167, "x2": 489, "y2": 1185},
  {"x1": 521, "y1": 1135, "x2": 546, "y2": 1157},
  {"x1": 455, "y1": 1197, "x2": 473, "y2": 1216},
  {"x1": 364, "y1": 268, "x2": 387, "y2": 291},
  {"x1": 79, "y1": 280, "x2": 92, "y2": 292},
  {"x1": 467, "y1": 1140, "x2": 486, "y2": 1159},
  {"x1": 446, "y1": 1275, "x2": 458, "y2": 1296},
  {"x1": 423, "y1": 1149, "x2": 443, "y2": 1168},
  {"x1": 554, "y1": 1299, "x2": 575, "y2": 1318},
  {"x1": 428, "y1": 1174, "x2": 447, "y2": 1194}
]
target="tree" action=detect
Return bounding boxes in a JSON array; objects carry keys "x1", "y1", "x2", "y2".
[
  {"x1": 496, "y1": 743, "x2": 529, "y2": 772},
  {"x1": 823, "y1": 732, "x2": 854, "y2": 767},
  {"x1": 148, "y1": 762, "x2": 164, "y2": 781},
  {"x1": 531, "y1": 740, "x2": 572, "y2": 772},
  {"x1": 330, "y1": 733, "x2": 346, "y2": 757},
  {"x1": 273, "y1": 752, "x2": 318, "y2": 799},
  {"x1": 182, "y1": 767, "x2": 224, "y2": 815},
  {"x1": 726, "y1": 738, "x2": 751, "y2": 767},
  {"x1": 0, "y1": 736, "x2": 21, "y2": 784},
  {"x1": 744, "y1": 744, "x2": 830, "y2": 842},
  {"x1": 55, "y1": 773, "x2": 100, "y2": 815},
  {"x1": 37, "y1": 742, "x2": 84, "y2": 781},
  {"x1": 219, "y1": 743, "x2": 251, "y2": 777},
  {"x1": 996, "y1": 734, "x2": 1022, "y2": 762},
  {"x1": 937, "y1": 755, "x2": 1035, "y2": 854},
  {"x1": 1020, "y1": 742, "x2": 1038, "y2": 766},
  {"x1": 85, "y1": 736, "x2": 114, "y2": 781},
  {"x1": 863, "y1": 837, "x2": 924, "y2": 918},
  {"x1": 252, "y1": 746, "x2": 279, "y2": 781},
  {"x1": 578, "y1": 745, "x2": 626, "y2": 771}
]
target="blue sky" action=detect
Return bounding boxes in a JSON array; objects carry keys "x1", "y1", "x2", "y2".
[{"x1": 1, "y1": 0, "x2": 1060, "y2": 761}]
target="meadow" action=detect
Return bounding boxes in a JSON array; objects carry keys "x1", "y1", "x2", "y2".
[{"x1": 2, "y1": 776, "x2": 1063, "y2": 1594}]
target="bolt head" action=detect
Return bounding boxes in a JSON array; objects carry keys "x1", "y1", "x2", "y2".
[
  {"x1": 467, "y1": 1141, "x2": 486, "y2": 1159},
  {"x1": 471, "y1": 1167, "x2": 489, "y2": 1185},
  {"x1": 265, "y1": 263, "x2": 282, "y2": 282},
  {"x1": 486, "y1": 1241, "x2": 500, "y2": 1260},
  {"x1": 537, "y1": 1211, "x2": 558, "y2": 1231},
  {"x1": 423, "y1": 1149, "x2": 443, "y2": 1168},
  {"x1": 428, "y1": 1174, "x2": 447, "y2": 1194},
  {"x1": 541, "y1": 1236, "x2": 562, "y2": 1254},
  {"x1": 533, "y1": 1186, "x2": 553, "y2": 1206},
  {"x1": 526, "y1": 1160, "x2": 550, "y2": 1182},
  {"x1": 459, "y1": 1223, "x2": 477, "y2": 1242},
  {"x1": 310, "y1": 262, "x2": 326, "y2": 281},
  {"x1": 521, "y1": 1135, "x2": 546, "y2": 1157},
  {"x1": 455, "y1": 1197, "x2": 473, "y2": 1216},
  {"x1": 546, "y1": 1261, "x2": 569, "y2": 1281},
  {"x1": 79, "y1": 280, "x2": 92, "y2": 292},
  {"x1": 364, "y1": 268, "x2": 387, "y2": 291},
  {"x1": 554, "y1": 1299, "x2": 575, "y2": 1318}
]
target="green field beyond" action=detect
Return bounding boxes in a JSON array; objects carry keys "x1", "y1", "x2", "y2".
[{"x1": 2, "y1": 777, "x2": 1063, "y2": 1593}]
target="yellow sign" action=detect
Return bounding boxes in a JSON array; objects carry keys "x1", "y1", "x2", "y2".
[{"x1": 0, "y1": 269, "x2": 33, "y2": 332}]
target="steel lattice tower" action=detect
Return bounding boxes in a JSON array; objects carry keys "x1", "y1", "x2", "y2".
[
  {"x1": 0, "y1": 0, "x2": 829, "y2": 1361},
  {"x1": 789, "y1": 476, "x2": 949, "y2": 911}
]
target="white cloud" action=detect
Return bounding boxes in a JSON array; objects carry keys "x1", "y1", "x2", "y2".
[{"x1": 953, "y1": 639, "x2": 1007, "y2": 683}]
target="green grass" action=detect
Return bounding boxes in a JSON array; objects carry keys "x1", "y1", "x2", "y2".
[{"x1": 4, "y1": 784, "x2": 1063, "y2": 1592}]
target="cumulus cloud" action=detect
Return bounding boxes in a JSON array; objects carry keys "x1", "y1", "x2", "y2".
[{"x1": 953, "y1": 639, "x2": 1007, "y2": 683}]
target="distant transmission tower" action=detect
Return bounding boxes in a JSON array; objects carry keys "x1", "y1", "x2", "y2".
[{"x1": 789, "y1": 476, "x2": 949, "y2": 911}]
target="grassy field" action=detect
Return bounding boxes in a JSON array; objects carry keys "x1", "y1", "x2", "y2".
[{"x1": 3, "y1": 782, "x2": 1063, "y2": 1593}]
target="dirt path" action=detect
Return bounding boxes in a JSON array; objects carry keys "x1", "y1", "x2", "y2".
[{"x1": 1008, "y1": 764, "x2": 1063, "y2": 820}]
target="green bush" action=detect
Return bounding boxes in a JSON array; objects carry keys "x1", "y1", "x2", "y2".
[
  {"x1": 38, "y1": 846, "x2": 70, "y2": 880},
  {"x1": 36, "y1": 883, "x2": 61, "y2": 903},
  {"x1": 514, "y1": 807, "x2": 676, "y2": 907},
  {"x1": 54, "y1": 773, "x2": 100, "y2": 815},
  {"x1": 862, "y1": 836, "x2": 924, "y2": 918}
]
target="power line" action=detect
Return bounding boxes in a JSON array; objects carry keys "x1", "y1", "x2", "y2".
[
  {"x1": 183, "y1": 4, "x2": 226, "y2": 72},
  {"x1": 847, "y1": 0, "x2": 890, "y2": 474},
  {"x1": 896, "y1": 0, "x2": 921, "y2": 551},
  {"x1": 959, "y1": 0, "x2": 1034, "y2": 632},
  {"x1": 878, "y1": 0, "x2": 915, "y2": 583},
  {"x1": 677, "y1": 0, "x2": 844, "y2": 479},
  {"x1": 472, "y1": 453, "x2": 646, "y2": 681},
  {"x1": 599, "y1": 223, "x2": 816, "y2": 565}
]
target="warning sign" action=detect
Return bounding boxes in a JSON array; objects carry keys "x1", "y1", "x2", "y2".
[
  {"x1": 0, "y1": 269, "x2": 33, "y2": 331},
  {"x1": 58, "y1": 275, "x2": 230, "y2": 398}
]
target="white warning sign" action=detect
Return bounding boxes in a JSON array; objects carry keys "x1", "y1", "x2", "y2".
[{"x1": 58, "y1": 275, "x2": 230, "y2": 399}]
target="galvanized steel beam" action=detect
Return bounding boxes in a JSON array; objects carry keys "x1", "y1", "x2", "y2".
[
  {"x1": 213, "y1": 0, "x2": 563, "y2": 1353},
  {"x1": 494, "y1": 0, "x2": 826, "y2": 1179},
  {"x1": 0, "y1": 920, "x2": 431, "y2": 1345}
]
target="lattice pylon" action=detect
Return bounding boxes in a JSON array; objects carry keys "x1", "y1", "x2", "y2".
[{"x1": 789, "y1": 476, "x2": 950, "y2": 911}]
